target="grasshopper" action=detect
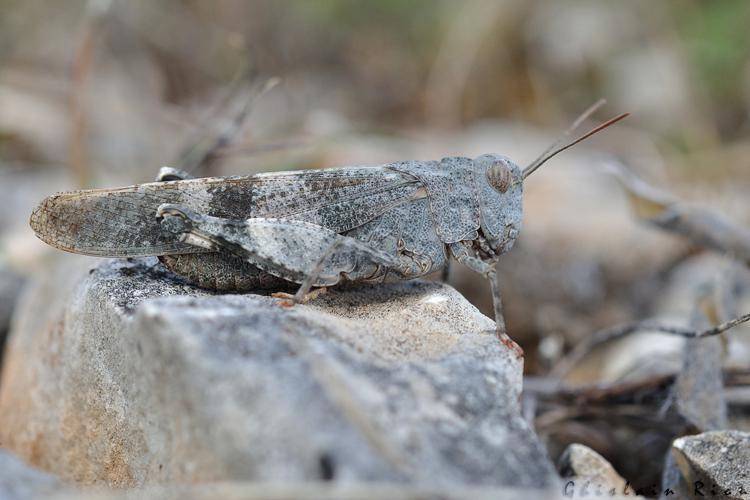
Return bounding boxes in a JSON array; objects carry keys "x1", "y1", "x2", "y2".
[{"x1": 30, "y1": 104, "x2": 626, "y2": 356}]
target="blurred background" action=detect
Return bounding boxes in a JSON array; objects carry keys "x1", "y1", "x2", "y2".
[{"x1": 1, "y1": 0, "x2": 749, "y2": 491}]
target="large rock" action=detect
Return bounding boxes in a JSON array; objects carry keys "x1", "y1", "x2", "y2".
[{"x1": 0, "y1": 257, "x2": 557, "y2": 491}]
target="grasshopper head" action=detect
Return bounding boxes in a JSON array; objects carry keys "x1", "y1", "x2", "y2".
[
  {"x1": 472, "y1": 107, "x2": 629, "y2": 258},
  {"x1": 473, "y1": 153, "x2": 524, "y2": 256}
]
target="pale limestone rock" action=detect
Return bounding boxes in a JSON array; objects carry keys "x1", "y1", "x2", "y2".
[{"x1": 0, "y1": 257, "x2": 556, "y2": 491}]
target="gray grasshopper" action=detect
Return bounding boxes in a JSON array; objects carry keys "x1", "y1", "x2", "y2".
[{"x1": 30, "y1": 108, "x2": 626, "y2": 356}]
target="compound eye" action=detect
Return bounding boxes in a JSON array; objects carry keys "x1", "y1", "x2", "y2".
[{"x1": 486, "y1": 161, "x2": 512, "y2": 193}]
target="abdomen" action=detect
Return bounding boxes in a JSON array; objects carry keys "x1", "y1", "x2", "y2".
[
  {"x1": 161, "y1": 197, "x2": 448, "y2": 291},
  {"x1": 159, "y1": 253, "x2": 295, "y2": 292}
]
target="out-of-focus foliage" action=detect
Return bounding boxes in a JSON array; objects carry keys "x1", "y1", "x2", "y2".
[
  {"x1": 1, "y1": 1, "x2": 748, "y2": 143},
  {"x1": 674, "y1": 1, "x2": 750, "y2": 139}
]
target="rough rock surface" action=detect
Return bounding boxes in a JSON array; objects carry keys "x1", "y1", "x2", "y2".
[
  {"x1": 671, "y1": 430, "x2": 750, "y2": 499},
  {"x1": 0, "y1": 257, "x2": 557, "y2": 490},
  {"x1": 0, "y1": 449, "x2": 64, "y2": 500}
]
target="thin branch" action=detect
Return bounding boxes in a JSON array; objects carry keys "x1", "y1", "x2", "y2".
[
  {"x1": 607, "y1": 159, "x2": 750, "y2": 265},
  {"x1": 176, "y1": 61, "x2": 253, "y2": 158},
  {"x1": 176, "y1": 75, "x2": 279, "y2": 177},
  {"x1": 69, "y1": 0, "x2": 111, "y2": 187},
  {"x1": 549, "y1": 312, "x2": 750, "y2": 380}
]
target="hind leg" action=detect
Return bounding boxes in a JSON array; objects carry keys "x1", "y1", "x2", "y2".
[
  {"x1": 153, "y1": 167, "x2": 293, "y2": 292},
  {"x1": 271, "y1": 238, "x2": 357, "y2": 304},
  {"x1": 156, "y1": 204, "x2": 398, "y2": 301},
  {"x1": 272, "y1": 287, "x2": 328, "y2": 305}
]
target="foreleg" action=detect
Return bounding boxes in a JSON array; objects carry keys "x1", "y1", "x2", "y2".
[{"x1": 449, "y1": 242, "x2": 523, "y2": 358}]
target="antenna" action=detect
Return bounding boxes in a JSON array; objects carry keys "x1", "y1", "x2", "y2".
[
  {"x1": 525, "y1": 99, "x2": 606, "y2": 172},
  {"x1": 522, "y1": 102, "x2": 629, "y2": 179}
]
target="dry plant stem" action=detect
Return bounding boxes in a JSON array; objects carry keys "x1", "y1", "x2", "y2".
[
  {"x1": 179, "y1": 78, "x2": 278, "y2": 177},
  {"x1": 424, "y1": 0, "x2": 507, "y2": 127},
  {"x1": 70, "y1": 30, "x2": 93, "y2": 187},
  {"x1": 176, "y1": 60, "x2": 278, "y2": 176},
  {"x1": 608, "y1": 160, "x2": 750, "y2": 264},
  {"x1": 176, "y1": 61, "x2": 252, "y2": 164},
  {"x1": 523, "y1": 371, "x2": 674, "y2": 399},
  {"x1": 651, "y1": 206, "x2": 750, "y2": 265},
  {"x1": 549, "y1": 312, "x2": 750, "y2": 381},
  {"x1": 528, "y1": 367, "x2": 750, "y2": 434},
  {"x1": 69, "y1": 5, "x2": 105, "y2": 187},
  {"x1": 528, "y1": 366, "x2": 750, "y2": 402}
]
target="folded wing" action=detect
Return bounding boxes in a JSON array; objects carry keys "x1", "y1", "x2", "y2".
[{"x1": 30, "y1": 166, "x2": 420, "y2": 257}]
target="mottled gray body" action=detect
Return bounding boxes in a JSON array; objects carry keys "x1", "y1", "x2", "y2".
[
  {"x1": 31, "y1": 155, "x2": 524, "y2": 293},
  {"x1": 31, "y1": 154, "x2": 525, "y2": 355}
]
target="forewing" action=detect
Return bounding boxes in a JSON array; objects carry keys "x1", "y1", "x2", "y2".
[
  {"x1": 30, "y1": 180, "x2": 215, "y2": 257},
  {"x1": 242, "y1": 167, "x2": 421, "y2": 230},
  {"x1": 30, "y1": 166, "x2": 419, "y2": 257}
]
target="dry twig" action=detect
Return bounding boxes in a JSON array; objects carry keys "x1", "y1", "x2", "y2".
[
  {"x1": 607, "y1": 160, "x2": 750, "y2": 264},
  {"x1": 176, "y1": 74, "x2": 279, "y2": 176},
  {"x1": 549, "y1": 312, "x2": 750, "y2": 381}
]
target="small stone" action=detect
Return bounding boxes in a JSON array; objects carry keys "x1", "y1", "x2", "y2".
[
  {"x1": 558, "y1": 443, "x2": 638, "y2": 498},
  {"x1": 671, "y1": 430, "x2": 750, "y2": 500}
]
